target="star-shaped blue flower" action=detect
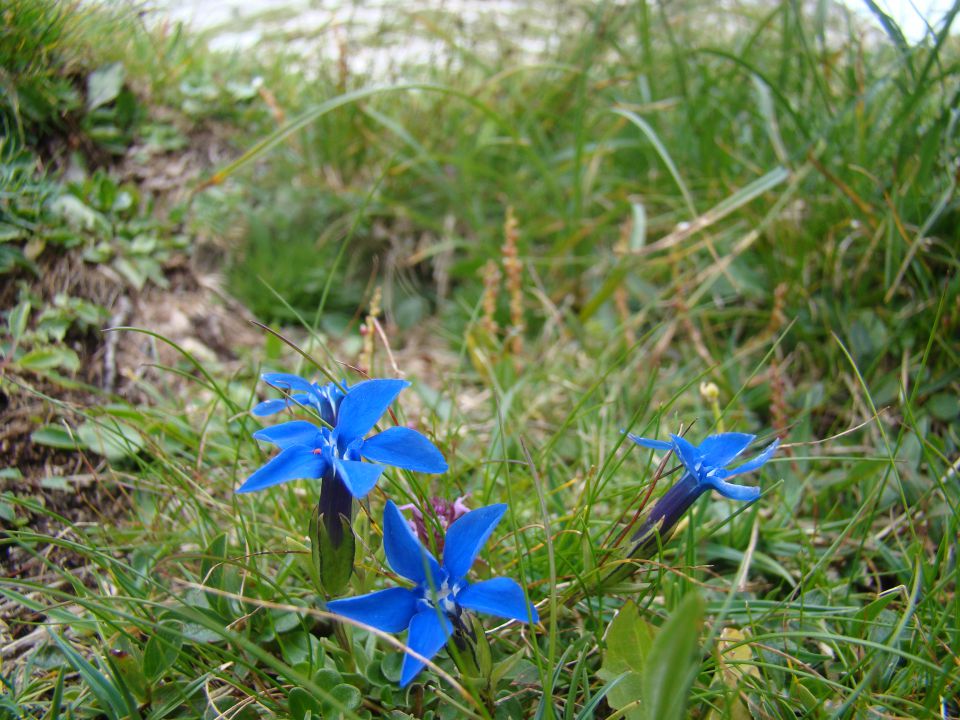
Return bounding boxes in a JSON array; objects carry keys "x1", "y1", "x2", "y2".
[
  {"x1": 625, "y1": 431, "x2": 779, "y2": 554},
  {"x1": 251, "y1": 372, "x2": 347, "y2": 426},
  {"x1": 327, "y1": 500, "x2": 539, "y2": 687},
  {"x1": 237, "y1": 378, "x2": 447, "y2": 498},
  {"x1": 628, "y1": 431, "x2": 779, "y2": 502}
]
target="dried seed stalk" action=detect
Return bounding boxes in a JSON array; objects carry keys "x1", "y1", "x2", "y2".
[{"x1": 502, "y1": 207, "x2": 524, "y2": 355}]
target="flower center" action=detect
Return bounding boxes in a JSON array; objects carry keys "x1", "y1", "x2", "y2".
[
  {"x1": 311, "y1": 428, "x2": 340, "y2": 458},
  {"x1": 419, "y1": 576, "x2": 462, "y2": 616}
]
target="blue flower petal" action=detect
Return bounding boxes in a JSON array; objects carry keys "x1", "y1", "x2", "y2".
[
  {"x1": 457, "y1": 577, "x2": 539, "y2": 624},
  {"x1": 701, "y1": 477, "x2": 761, "y2": 502},
  {"x1": 626, "y1": 434, "x2": 673, "y2": 452},
  {"x1": 262, "y1": 372, "x2": 318, "y2": 396},
  {"x1": 327, "y1": 586, "x2": 419, "y2": 633},
  {"x1": 400, "y1": 609, "x2": 453, "y2": 687},
  {"x1": 333, "y1": 458, "x2": 384, "y2": 498},
  {"x1": 383, "y1": 500, "x2": 441, "y2": 585},
  {"x1": 669, "y1": 434, "x2": 703, "y2": 478},
  {"x1": 360, "y1": 427, "x2": 448, "y2": 474},
  {"x1": 253, "y1": 420, "x2": 323, "y2": 450},
  {"x1": 252, "y1": 394, "x2": 315, "y2": 417},
  {"x1": 697, "y1": 433, "x2": 755, "y2": 468},
  {"x1": 721, "y1": 438, "x2": 780, "y2": 478},
  {"x1": 236, "y1": 446, "x2": 326, "y2": 493},
  {"x1": 443, "y1": 504, "x2": 507, "y2": 583},
  {"x1": 335, "y1": 379, "x2": 410, "y2": 445},
  {"x1": 251, "y1": 398, "x2": 291, "y2": 417}
]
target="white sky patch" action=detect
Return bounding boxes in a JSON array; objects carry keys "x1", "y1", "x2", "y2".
[
  {"x1": 150, "y1": 0, "x2": 958, "y2": 57},
  {"x1": 842, "y1": 0, "x2": 957, "y2": 43}
]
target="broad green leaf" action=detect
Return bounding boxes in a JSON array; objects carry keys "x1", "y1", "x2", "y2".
[
  {"x1": 641, "y1": 592, "x2": 704, "y2": 720},
  {"x1": 597, "y1": 600, "x2": 653, "y2": 717},
  {"x1": 77, "y1": 420, "x2": 144, "y2": 461}
]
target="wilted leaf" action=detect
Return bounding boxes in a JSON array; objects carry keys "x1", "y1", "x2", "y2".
[{"x1": 718, "y1": 627, "x2": 759, "y2": 685}]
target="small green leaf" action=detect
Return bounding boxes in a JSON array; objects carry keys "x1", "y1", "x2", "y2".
[
  {"x1": 7, "y1": 300, "x2": 30, "y2": 343},
  {"x1": 87, "y1": 62, "x2": 126, "y2": 111},
  {"x1": 31, "y1": 425, "x2": 77, "y2": 450},
  {"x1": 279, "y1": 628, "x2": 322, "y2": 667},
  {"x1": 107, "y1": 642, "x2": 148, "y2": 703},
  {"x1": 602, "y1": 600, "x2": 655, "y2": 673},
  {"x1": 321, "y1": 684, "x2": 362, "y2": 715},
  {"x1": 381, "y1": 649, "x2": 403, "y2": 684},
  {"x1": 17, "y1": 346, "x2": 80, "y2": 373},
  {"x1": 790, "y1": 679, "x2": 820, "y2": 711},
  {"x1": 850, "y1": 586, "x2": 903, "y2": 639},
  {"x1": 0, "y1": 221, "x2": 24, "y2": 242},
  {"x1": 288, "y1": 687, "x2": 321, "y2": 720},
  {"x1": 490, "y1": 647, "x2": 525, "y2": 688},
  {"x1": 47, "y1": 194, "x2": 107, "y2": 232},
  {"x1": 928, "y1": 393, "x2": 959, "y2": 421},
  {"x1": 143, "y1": 621, "x2": 183, "y2": 681},
  {"x1": 112, "y1": 256, "x2": 146, "y2": 290},
  {"x1": 0, "y1": 493, "x2": 15, "y2": 522},
  {"x1": 40, "y1": 476, "x2": 70, "y2": 491}
]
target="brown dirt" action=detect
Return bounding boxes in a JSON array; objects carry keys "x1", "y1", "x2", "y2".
[{"x1": 0, "y1": 112, "x2": 259, "y2": 587}]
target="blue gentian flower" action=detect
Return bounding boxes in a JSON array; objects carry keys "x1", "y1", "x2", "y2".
[
  {"x1": 327, "y1": 500, "x2": 539, "y2": 687},
  {"x1": 237, "y1": 379, "x2": 447, "y2": 545},
  {"x1": 626, "y1": 431, "x2": 779, "y2": 554},
  {"x1": 252, "y1": 372, "x2": 347, "y2": 425}
]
